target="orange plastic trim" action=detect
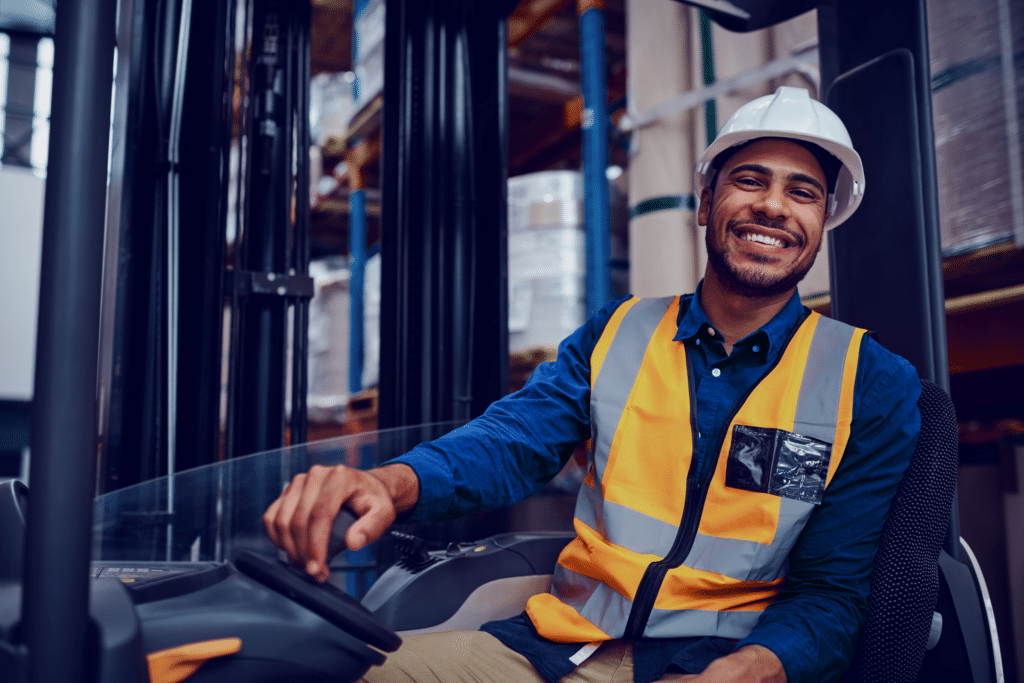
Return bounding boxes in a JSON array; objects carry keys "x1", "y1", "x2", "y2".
[{"x1": 147, "y1": 638, "x2": 242, "y2": 683}]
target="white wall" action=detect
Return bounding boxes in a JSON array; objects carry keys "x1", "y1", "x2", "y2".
[
  {"x1": 626, "y1": 0, "x2": 698, "y2": 296},
  {"x1": 0, "y1": 165, "x2": 45, "y2": 400}
]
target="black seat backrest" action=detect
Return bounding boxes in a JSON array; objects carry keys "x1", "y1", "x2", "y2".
[{"x1": 842, "y1": 379, "x2": 959, "y2": 682}]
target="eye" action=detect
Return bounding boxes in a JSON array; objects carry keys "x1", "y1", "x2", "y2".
[{"x1": 790, "y1": 187, "x2": 820, "y2": 201}]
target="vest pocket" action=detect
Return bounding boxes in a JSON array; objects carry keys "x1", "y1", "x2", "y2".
[{"x1": 725, "y1": 425, "x2": 831, "y2": 504}]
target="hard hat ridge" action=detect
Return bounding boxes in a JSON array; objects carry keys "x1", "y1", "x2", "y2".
[{"x1": 695, "y1": 86, "x2": 865, "y2": 230}]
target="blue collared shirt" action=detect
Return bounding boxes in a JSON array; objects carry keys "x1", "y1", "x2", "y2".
[{"x1": 393, "y1": 285, "x2": 921, "y2": 683}]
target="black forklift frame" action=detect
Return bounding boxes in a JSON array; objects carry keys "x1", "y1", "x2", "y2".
[{"x1": 23, "y1": 0, "x2": 117, "y2": 680}]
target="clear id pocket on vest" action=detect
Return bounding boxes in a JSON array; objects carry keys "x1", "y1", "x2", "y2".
[{"x1": 725, "y1": 425, "x2": 832, "y2": 504}]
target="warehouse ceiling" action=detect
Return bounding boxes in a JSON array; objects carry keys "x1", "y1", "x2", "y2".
[
  {"x1": 311, "y1": 0, "x2": 355, "y2": 74},
  {"x1": 309, "y1": 0, "x2": 627, "y2": 175}
]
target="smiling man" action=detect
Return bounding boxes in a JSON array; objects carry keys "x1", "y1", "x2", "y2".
[{"x1": 265, "y1": 87, "x2": 922, "y2": 683}]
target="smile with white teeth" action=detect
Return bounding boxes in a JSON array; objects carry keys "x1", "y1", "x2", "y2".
[{"x1": 740, "y1": 232, "x2": 787, "y2": 248}]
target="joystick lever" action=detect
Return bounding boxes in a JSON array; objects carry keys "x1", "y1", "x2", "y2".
[{"x1": 325, "y1": 507, "x2": 359, "y2": 564}]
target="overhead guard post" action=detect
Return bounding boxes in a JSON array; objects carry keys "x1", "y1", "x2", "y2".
[{"x1": 23, "y1": 0, "x2": 118, "y2": 681}]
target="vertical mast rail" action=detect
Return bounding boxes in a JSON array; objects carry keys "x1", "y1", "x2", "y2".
[
  {"x1": 23, "y1": 0, "x2": 117, "y2": 680},
  {"x1": 578, "y1": 0, "x2": 612, "y2": 315}
]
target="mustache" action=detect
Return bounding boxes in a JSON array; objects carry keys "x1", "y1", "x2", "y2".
[{"x1": 726, "y1": 217, "x2": 805, "y2": 248}]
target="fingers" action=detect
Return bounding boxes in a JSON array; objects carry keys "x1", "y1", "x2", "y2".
[
  {"x1": 263, "y1": 465, "x2": 340, "y2": 576},
  {"x1": 262, "y1": 464, "x2": 398, "y2": 582},
  {"x1": 263, "y1": 474, "x2": 312, "y2": 561},
  {"x1": 262, "y1": 493, "x2": 284, "y2": 547},
  {"x1": 291, "y1": 465, "x2": 342, "y2": 580}
]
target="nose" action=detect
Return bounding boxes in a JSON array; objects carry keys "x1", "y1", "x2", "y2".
[{"x1": 751, "y1": 184, "x2": 789, "y2": 219}]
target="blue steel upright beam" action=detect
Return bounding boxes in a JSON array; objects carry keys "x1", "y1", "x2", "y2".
[
  {"x1": 349, "y1": 0, "x2": 372, "y2": 396},
  {"x1": 349, "y1": 183, "x2": 367, "y2": 395},
  {"x1": 344, "y1": 137, "x2": 379, "y2": 397},
  {"x1": 578, "y1": 0, "x2": 612, "y2": 315}
]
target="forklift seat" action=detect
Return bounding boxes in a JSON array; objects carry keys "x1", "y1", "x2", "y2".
[
  {"x1": 842, "y1": 378, "x2": 958, "y2": 682},
  {"x1": 845, "y1": 379, "x2": 1004, "y2": 683}
]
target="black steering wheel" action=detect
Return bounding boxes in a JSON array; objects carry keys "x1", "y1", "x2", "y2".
[{"x1": 233, "y1": 509, "x2": 401, "y2": 654}]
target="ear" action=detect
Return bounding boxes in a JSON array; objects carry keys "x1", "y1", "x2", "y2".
[{"x1": 697, "y1": 188, "x2": 712, "y2": 226}]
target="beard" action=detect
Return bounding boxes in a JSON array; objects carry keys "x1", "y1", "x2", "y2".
[{"x1": 704, "y1": 205, "x2": 821, "y2": 299}]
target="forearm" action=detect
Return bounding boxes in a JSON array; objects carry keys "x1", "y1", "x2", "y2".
[
  {"x1": 390, "y1": 297, "x2": 629, "y2": 522},
  {"x1": 392, "y1": 398, "x2": 585, "y2": 521}
]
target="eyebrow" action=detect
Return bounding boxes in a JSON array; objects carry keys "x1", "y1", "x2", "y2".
[{"x1": 728, "y1": 163, "x2": 826, "y2": 196}]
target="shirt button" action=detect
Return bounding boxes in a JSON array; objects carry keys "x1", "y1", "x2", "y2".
[
  {"x1": 712, "y1": 368, "x2": 721, "y2": 378},
  {"x1": 695, "y1": 338, "x2": 701, "y2": 346},
  {"x1": 752, "y1": 345, "x2": 760, "y2": 353},
  {"x1": 707, "y1": 327, "x2": 716, "y2": 336}
]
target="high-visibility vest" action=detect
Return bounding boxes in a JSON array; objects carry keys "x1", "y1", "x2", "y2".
[{"x1": 525, "y1": 295, "x2": 866, "y2": 643}]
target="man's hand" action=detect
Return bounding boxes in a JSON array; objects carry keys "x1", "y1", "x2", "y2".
[
  {"x1": 262, "y1": 462, "x2": 419, "y2": 583},
  {"x1": 659, "y1": 645, "x2": 786, "y2": 683}
]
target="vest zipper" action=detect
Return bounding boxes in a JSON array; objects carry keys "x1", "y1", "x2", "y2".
[
  {"x1": 620, "y1": 310, "x2": 811, "y2": 639},
  {"x1": 623, "y1": 464, "x2": 712, "y2": 639},
  {"x1": 623, "y1": 355, "x2": 706, "y2": 639}
]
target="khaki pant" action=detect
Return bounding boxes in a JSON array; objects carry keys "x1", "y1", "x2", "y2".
[{"x1": 360, "y1": 631, "x2": 696, "y2": 682}]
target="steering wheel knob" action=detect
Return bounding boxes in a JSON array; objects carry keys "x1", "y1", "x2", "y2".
[{"x1": 326, "y1": 507, "x2": 359, "y2": 564}]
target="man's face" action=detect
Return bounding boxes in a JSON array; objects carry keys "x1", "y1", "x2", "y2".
[{"x1": 699, "y1": 138, "x2": 829, "y2": 299}]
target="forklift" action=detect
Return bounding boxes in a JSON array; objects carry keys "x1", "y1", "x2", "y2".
[{"x1": 0, "y1": 0, "x2": 1005, "y2": 681}]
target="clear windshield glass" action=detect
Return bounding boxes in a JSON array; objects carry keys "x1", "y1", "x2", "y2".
[{"x1": 92, "y1": 422, "x2": 465, "y2": 565}]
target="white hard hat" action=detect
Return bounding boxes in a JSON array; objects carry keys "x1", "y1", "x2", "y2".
[{"x1": 694, "y1": 86, "x2": 865, "y2": 230}]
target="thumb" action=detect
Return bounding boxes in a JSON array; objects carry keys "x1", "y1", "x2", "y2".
[{"x1": 346, "y1": 506, "x2": 390, "y2": 551}]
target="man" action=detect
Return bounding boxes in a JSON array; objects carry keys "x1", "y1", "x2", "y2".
[{"x1": 264, "y1": 87, "x2": 921, "y2": 683}]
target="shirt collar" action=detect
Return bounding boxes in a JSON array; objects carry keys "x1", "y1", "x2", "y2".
[{"x1": 674, "y1": 281, "x2": 807, "y2": 359}]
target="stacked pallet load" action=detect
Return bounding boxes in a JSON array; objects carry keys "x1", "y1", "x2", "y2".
[{"x1": 508, "y1": 170, "x2": 587, "y2": 359}]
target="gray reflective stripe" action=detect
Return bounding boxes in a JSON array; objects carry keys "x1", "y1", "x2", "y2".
[
  {"x1": 645, "y1": 606, "x2": 761, "y2": 639},
  {"x1": 550, "y1": 564, "x2": 630, "y2": 639},
  {"x1": 764, "y1": 315, "x2": 854, "y2": 553},
  {"x1": 550, "y1": 563, "x2": 602, "y2": 606},
  {"x1": 575, "y1": 486, "x2": 798, "y2": 582},
  {"x1": 684, "y1": 533, "x2": 790, "y2": 582},
  {"x1": 552, "y1": 563, "x2": 763, "y2": 640},
  {"x1": 793, "y1": 315, "x2": 857, "y2": 443},
  {"x1": 683, "y1": 500, "x2": 816, "y2": 581},
  {"x1": 577, "y1": 581, "x2": 632, "y2": 640},
  {"x1": 572, "y1": 479, "x2": 604, "y2": 536},
  {"x1": 590, "y1": 296, "x2": 675, "y2": 493},
  {"x1": 574, "y1": 482, "x2": 679, "y2": 557},
  {"x1": 772, "y1": 496, "x2": 816, "y2": 549}
]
